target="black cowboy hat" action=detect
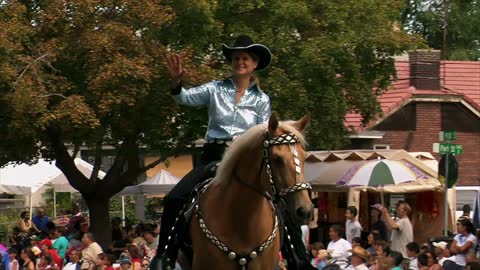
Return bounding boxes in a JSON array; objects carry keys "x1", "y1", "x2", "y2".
[{"x1": 222, "y1": 35, "x2": 272, "y2": 71}]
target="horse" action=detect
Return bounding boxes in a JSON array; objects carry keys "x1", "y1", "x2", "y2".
[{"x1": 189, "y1": 112, "x2": 314, "y2": 270}]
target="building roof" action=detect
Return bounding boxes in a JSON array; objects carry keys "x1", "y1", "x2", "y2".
[{"x1": 346, "y1": 61, "x2": 480, "y2": 131}]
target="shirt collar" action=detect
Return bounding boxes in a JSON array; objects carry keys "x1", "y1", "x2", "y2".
[{"x1": 227, "y1": 77, "x2": 259, "y2": 92}]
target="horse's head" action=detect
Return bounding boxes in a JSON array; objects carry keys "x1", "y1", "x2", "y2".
[{"x1": 265, "y1": 112, "x2": 314, "y2": 225}]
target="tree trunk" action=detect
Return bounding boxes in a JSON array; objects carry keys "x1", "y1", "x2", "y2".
[{"x1": 84, "y1": 193, "x2": 112, "y2": 249}]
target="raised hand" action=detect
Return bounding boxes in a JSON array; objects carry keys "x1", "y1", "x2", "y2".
[{"x1": 165, "y1": 54, "x2": 184, "y2": 88}]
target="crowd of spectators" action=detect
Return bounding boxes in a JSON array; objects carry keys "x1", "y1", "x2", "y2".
[
  {"x1": 2, "y1": 206, "x2": 160, "y2": 270},
  {"x1": 302, "y1": 202, "x2": 480, "y2": 270}
]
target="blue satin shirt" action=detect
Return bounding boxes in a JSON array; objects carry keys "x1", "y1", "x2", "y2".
[{"x1": 173, "y1": 78, "x2": 271, "y2": 140}]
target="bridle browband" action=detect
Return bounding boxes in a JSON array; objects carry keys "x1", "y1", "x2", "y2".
[{"x1": 194, "y1": 131, "x2": 312, "y2": 270}]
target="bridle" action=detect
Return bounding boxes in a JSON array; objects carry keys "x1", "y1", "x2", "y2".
[
  {"x1": 194, "y1": 131, "x2": 312, "y2": 270},
  {"x1": 262, "y1": 131, "x2": 312, "y2": 200}
]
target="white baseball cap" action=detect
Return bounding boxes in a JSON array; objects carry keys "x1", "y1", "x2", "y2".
[{"x1": 432, "y1": 241, "x2": 448, "y2": 250}]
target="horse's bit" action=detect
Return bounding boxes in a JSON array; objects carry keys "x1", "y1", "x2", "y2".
[{"x1": 194, "y1": 131, "x2": 312, "y2": 270}]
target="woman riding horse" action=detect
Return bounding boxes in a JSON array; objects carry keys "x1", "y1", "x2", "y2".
[{"x1": 154, "y1": 35, "x2": 315, "y2": 270}]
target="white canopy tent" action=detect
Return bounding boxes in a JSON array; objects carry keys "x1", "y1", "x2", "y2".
[
  {"x1": 116, "y1": 170, "x2": 180, "y2": 222},
  {"x1": 0, "y1": 158, "x2": 105, "y2": 216},
  {"x1": 116, "y1": 169, "x2": 180, "y2": 196}
]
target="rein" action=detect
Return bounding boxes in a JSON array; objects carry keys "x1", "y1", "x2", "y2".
[{"x1": 195, "y1": 131, "x2": 312, "y2": 270}]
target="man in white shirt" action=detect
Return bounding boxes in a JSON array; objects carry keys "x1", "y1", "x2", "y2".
[
  {"x1": 345, "y1": 246, "x2": 369, "y2": 270},
  {"x1": 80, "y1": 233, "x2": 103, "y2": 270},
  {"x1": 345, "y1": 206, "x2": 362, "y2": 243},
  {"x1": 327, "y1": 224, "x2": 352, "y2": 269},
  {"x1": 378, "y1": 201, "x2": 413, "y2": 259},
  {"x1": 433, "y1": 241, "x2": 456, "y2": 266}
]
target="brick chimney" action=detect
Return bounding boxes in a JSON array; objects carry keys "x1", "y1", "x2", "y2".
[{"x1": 409, "y1": 50, "x2": 441, "y2": 90}]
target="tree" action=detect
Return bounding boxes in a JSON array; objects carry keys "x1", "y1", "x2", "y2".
[
  {"x1": 401, "y1": 0, "x2": 480, "y2": 60},
  {"x1": 0, "y1": 0, "x2": 221, "y2": 247},
  {"x1": 0, "y1": 0, "x2": 420, "y2": 247}
]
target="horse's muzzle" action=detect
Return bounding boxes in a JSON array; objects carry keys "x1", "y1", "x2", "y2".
[{"x1": 296, "y1": 204, "x2": 314, "y2": 225}]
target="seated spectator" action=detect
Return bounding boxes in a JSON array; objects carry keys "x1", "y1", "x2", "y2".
[
  {"x1": 20, "y1": 248, "x2": 36, "y2": 270},
  {"x1": 406, "y1": 242, "x2": 420, "y2": 270},
  {"x1": 366, "y1": 232, "x2": 381, "y2": 256},
  {"x1": 309, "y1": 242, "x2": 325, "y2": 267},
  {"x1": 80, "y1": 233, "x2": 103, "y2": 270},
  {"x1": 327, "y1": 225, "x2": 352, "y2": 269},
  {"x1": 67, "y1": 206, "x2": 86, "y2": 236},
  {"x1": 44, "y1": 253, "x2": 59, "y2": 270},
  {"x1": 63, "y1": 249, "x2": 82, "y2": 270},
  {"x1": 93, "y1": 253, "x2": 106, "y2": 270},
  {"x1": 119, "y1": 258, "x2": 131, "y2": 270},
  {"x1": 315, "y1": 249, "x2": 329, "y2": 270},
  {"x1": 450, "y1": 218, "x2": 477, "y2": 268},
  {"x1": 388, "y1": 250, "x2": 403, "y2": 270},
  {"x1": 126, "y1": 245, "x2": 142, "y2": 270},
  {"x1": 352, "y1": 237, "x2": 365, "y2": 249},
  {"x1": 52, "y1": 227, "x2": 69, "y2": 263},
  {"x1": 433, "y1": 241, "x2": 455, "y2": 266},
  {"x1": 32, "y1": 208, "x2": 50, "y2": 233},
  {"x1": 39, "y1": 239, "x2": 63, "y2": 270},
  {"x1": 142, "y1": 231, "x2": 157, "y2": 259},
  {"x1": 375, "y1": 257, "x2": 394, "y2": 270},
  {"x1": 424, "y1": 250, "x2": 442, "y2": 270},
  {"x1": 345, "y1": 246, "x2": 369, "y2": 270},
  {"x1": 102, "y1": 254, "x2": 116, "y2": 270},
  {"x1": 8, "y1": 248, "x2": 19, "y2": 270},
  {"x1": 374, "y1": 240, "x2": 390, "y2": 259},
  {"x1": 18, "y1": 211, "x2": 39, "y2": 235},
  {"x1": 418, "y1": 253, "x2": 429, "y2": 270}
]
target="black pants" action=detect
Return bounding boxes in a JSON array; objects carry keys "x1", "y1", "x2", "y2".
[{"x1": 156, "y1": 142, "x2": 227, "y2": 257}]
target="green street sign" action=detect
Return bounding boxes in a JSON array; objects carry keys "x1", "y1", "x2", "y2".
[
  {"x1": 439, "y1": 131, "x2": 456, "y2": 141},
  {"x1": 439, "y1": 143, "x2": 463, "y2": 155}
]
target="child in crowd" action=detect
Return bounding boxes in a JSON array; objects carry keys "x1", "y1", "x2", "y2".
[
  {"x1": 8, "y1": 248, "x2": 19, "y2": 270},
  {"x1": 94, "y1": 253, "x2": 106, "y2": 270},
  {"x1": 310, "y1": 242, "x2": 325, "y2": 267},
  {"x1": 315, "y1": 249, "x2": 329, "y2": 270},
  {"x1": 352, "y1": 237, "x2": 365, "y2": 249},
  {"x1": 44, "y1": 254, "x2": 59, "y2": 270},
  {"x1": 119, "y1": 257, "x2": 132, "y2": 270},
  {"x1": 406, "y1": 242, "x2": 420, "y2": 270},
  {"x1": 102, "y1": 254, "x2": 116, "y2": 270}
]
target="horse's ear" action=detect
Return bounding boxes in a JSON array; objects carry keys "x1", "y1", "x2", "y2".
[
  {"x1": 268, "y1": 112, "x2": 279, "y2": 133},
  {"x1": 293, "y1": 112, "x2": 311, "y2": 132}
]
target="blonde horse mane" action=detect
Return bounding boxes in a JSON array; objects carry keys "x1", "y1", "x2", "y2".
[{"x1": 214, "y1": 120, "x2": 307, "y2": 184}]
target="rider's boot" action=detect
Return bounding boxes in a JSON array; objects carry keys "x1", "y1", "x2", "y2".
[{"x1": 282, "y1": 216, "x2": 317, "y2": 270}]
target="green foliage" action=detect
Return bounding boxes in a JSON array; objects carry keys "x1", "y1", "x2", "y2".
[{"x1": 402, "y1": 0, "x2": 480, "y2": 60}]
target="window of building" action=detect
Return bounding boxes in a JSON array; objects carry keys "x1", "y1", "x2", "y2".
[{"x1": 373, "y1": 144, "x2": 390, "y2": 150}]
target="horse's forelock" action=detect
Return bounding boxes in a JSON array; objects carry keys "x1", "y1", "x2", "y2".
[{"x1": 278, "y1": 121, "x2": 307, "y2": 147}]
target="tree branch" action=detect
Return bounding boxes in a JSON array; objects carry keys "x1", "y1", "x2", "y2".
[
  {"x1": 139, "y1": 155, "x2": 170, "y2": 174},
  {"x1": 13, "y1": 53, "x2": 50, "y2": 90},
  {"x1": 46, "y1": 125, "x2": 92, "y2": 192}
]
